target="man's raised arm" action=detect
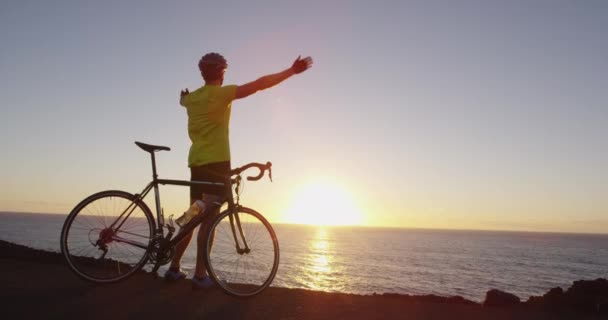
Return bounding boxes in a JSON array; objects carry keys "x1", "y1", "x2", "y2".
[{"x1": 235, "y1": 56, "x2": 313, "y2": 100}]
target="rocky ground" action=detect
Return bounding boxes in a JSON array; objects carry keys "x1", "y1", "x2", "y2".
[{"x1": 1, "y1": 240, "x2": 606, "y2": 319}]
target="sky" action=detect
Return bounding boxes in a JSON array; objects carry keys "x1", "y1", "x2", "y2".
[{"x1": 1, "y1": 0, "x2": 607, "y2": 233}]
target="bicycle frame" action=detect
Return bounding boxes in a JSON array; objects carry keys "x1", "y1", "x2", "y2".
[{"x1": 107, "y1": 150, "x2": 251, "y2": 255}]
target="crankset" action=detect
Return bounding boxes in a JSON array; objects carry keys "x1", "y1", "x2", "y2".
[{"x1": 148, "y1": 237, "x2": 174, "y2": 266}]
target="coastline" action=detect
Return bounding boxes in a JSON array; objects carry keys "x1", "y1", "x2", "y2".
[{"x1": 1, "y1": 240, "x2": 606, "y2": 319}]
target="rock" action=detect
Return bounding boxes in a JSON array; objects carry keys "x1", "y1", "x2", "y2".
[
  {"x1": 446, "y1": 295, "x2": 478, "y2": 306},
  {"x1": 524, "y1": 279, "x2": 608, "y2": 314},
  {"x1": 564, "y1": 278, "x2": 608, "y2": 313},
  {"x1": 483, "y1": 289, "x2": 520, "y2": 307},
  {"x1": 525, "y1": 287, "x2": 564, "y2": 309},
  {"x1": 567, "y1": 279, "x2": 608, "y2": 297},
  {"x1": 545, "y1": 286, "x2": 564, "y2": 297},
  {"x1": 379, "y1": 293, "x2": 477, "y2": 306}
]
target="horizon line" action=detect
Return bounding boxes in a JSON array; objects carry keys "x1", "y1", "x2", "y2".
[{"x1": 2, "y1": 210, "x2": 607, "y2": 236}]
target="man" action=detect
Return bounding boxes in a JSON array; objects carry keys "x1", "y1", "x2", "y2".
[{"x1": 166, "y1": 52, "x2": 313, "y2": 288}]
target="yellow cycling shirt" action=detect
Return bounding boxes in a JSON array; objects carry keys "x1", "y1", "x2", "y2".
[{"x1": 180, "y1": 84, "x2": 237, "y2": 167}]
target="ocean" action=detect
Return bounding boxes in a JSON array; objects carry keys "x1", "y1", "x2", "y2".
[{"x1": 1, "y1": 211, "x2": 606, "y2": 302}]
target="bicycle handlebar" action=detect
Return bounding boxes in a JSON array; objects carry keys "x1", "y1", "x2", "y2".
[{"x1": 231, "y1": 162, "x2": 273, "y2": 182}]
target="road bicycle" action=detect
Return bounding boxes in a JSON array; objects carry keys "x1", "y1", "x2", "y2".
[{"x1": 60, "y1": 141, "x2": 279, "y2": 297}]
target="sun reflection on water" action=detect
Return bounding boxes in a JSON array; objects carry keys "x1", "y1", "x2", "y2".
[
  {"x1": 311, "y1": 254, "x2": 330, "y2": 273},
  {"x1": 305, "y1": 227, "x2": 340, "y2": 291}
]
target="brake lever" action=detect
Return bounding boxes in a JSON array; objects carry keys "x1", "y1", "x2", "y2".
[{"x1": 267, "y1": 161, "x2": 273, "y2": 182}]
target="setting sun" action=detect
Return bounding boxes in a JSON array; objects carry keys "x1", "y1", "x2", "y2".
[{"x1": 282, "y1": 179, "x2": 364, "y2": 226}]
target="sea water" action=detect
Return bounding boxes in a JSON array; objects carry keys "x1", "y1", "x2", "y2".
[{"x1": 1, "y1": 211, "x2": 606, "y2": 302}]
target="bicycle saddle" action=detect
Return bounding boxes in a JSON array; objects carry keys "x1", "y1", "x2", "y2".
[{"x1": 135, "y1": 141, "x2": 171, "y2": 153}]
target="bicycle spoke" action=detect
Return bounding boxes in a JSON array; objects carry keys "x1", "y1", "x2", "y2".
[
  {"x1": 61, "y1": 191, "x2": 153, "y2": 283},
  {"x1": 206, "y1": 207, "x2": 278, "y2": 296}
]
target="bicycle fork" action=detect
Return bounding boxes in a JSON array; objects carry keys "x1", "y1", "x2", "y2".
[{"x1": 229, "y1": 211, "x2": 250, "y2": 254}]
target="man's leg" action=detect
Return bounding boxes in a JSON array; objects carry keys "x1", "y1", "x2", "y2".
[
  {"x1": 194, "y1": 194, "x2": 221, "y2": 278},
  {"x1": 168, "y1": 198, "x2": 196, "y2": 270}
]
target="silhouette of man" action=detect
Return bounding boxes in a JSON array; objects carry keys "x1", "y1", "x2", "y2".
[{"x1": 166, "y1": 53, "x2": 313, "y2": 288}]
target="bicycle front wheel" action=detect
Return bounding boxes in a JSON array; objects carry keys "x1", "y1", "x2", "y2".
[
  {"x1": 60, "y1": 190, "x2": 155, "y2": 283},
  {"x1": 205, "y1": 206, "x2": 279, "y2": 297}
]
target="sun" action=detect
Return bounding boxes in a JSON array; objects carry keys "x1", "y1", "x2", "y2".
[{"x1": 283, "y1": 179, "x2": 364, "y2": 226}]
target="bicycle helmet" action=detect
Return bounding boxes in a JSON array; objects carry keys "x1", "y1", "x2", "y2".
[{"x1": 198, "y1": 52, "x2": 228, "y2": 81}]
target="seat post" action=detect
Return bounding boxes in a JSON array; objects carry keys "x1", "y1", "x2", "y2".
[
  {"x1": 150, "y1": 151, "x2": 164, "y2": 228},
  {"x1": 150, "y1": 152, "x2": 158, "y2": 181}
]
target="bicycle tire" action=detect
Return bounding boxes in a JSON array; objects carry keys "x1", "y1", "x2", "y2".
[
  {"x1": 60, "y1": 190, "x2": 155, "y2": 283},
  {"x1": 204, "y1": 206, "x2": 279, "y2": 297}
]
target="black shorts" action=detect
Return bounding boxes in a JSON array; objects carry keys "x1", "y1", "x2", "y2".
[{"x1": 190, "y1": 161, "x2": 231, "y2": 201}]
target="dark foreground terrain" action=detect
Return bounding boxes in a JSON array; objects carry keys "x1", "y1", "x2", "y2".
[{"x1": 1, "y1": 240, "x2": 606, "y2": 320}]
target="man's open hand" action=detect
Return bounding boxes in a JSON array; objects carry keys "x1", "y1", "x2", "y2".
[{"x1": 291, "y1": 56, "x2": 313, "y2": 74}]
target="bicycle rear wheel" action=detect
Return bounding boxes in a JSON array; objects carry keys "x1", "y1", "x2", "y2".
[
  {"x1": 205, "y1": 206, "x2": 279, "y2": 297},
  {"x1": 60, "y1": 190, "x2": 155, "y2": 283}
]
